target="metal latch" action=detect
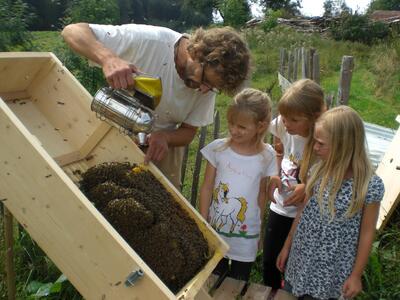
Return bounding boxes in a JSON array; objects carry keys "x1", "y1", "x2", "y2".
[{"x1": 125, "y1": 269, "x2": 144, "y2": 287}]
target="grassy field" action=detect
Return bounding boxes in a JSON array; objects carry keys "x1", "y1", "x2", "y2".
[{"x1": 1, "y1": 27, "x2": 399, "y2": 299}]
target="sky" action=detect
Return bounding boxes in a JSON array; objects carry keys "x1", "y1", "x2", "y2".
[{"x1": 251, "y1": 0, "x2": 372, "y2": 17}]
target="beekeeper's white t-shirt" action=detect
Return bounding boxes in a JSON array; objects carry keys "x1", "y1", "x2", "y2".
[{"x1": 89, "y1": 24, "x2": 215, "y2": 130}]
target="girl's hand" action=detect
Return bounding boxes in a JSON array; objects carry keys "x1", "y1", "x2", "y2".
[
  {"x1": 276, "y1": 246, "x2": 290, "y2": 272},
  {"x1": 268, "y1": 176, "x2": 282, "y2": 203},
  {"x1": 342, "y1": 274, "x2": 362, "y2": 299},
  {"x1": 284, "y1": 183, "x2": 306, "y2": 207}
]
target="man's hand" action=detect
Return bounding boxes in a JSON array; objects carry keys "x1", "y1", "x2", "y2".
[
  {"x1": 268, "y1": 176, "x2": 282, "y2": 203},
  {"x1": 342, "y1": 274, "x2": 362, "y2": 299},
  {"x1": 144, "y1": 131, "x2": 169, "y2": 164},
  {"x1": 102, "y1": 56, "x2": 137, "y2": 89},
  {"x1": 283, "y1": 183, "x2": 306, "y2": 207}
]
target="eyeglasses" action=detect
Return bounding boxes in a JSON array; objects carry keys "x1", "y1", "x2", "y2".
[{"x1": 187, "y1": 62, "x2": 220, "y2": 94}]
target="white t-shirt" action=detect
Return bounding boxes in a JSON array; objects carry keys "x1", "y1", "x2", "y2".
[
  {"x1": 269, "y1": 116, "x2": 307, "y2": 218},
  {"x1": 201, "y1": 139, "x2": 278, "y2": 262},
  {"x1": 89, "y1": 24, "x2": 215, "y2": 130}
]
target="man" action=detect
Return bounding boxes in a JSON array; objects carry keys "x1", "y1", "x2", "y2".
[{"x1": 62, "y1": 23, "x2": 250, "y2": 188}]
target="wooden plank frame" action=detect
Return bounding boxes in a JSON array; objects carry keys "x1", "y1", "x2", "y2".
[
  {"x1": 376, "y1": 116, "x2": 400, "y2": 231},
  {"x1": 0, "y1": 52, "x2": 228, "y2": 300}
]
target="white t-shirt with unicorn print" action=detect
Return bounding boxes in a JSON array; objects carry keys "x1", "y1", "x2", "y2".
[{"x1": 201, "y1": 138, "x2": 278, "y2": 262}]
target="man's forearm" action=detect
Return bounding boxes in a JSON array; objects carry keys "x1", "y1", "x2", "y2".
[
  {"x1": 162, "y1": 124, "x2": 197, "y2": 147},
  {"x1": 61, "y1": 23, "x2": 114, "y2": 67}
]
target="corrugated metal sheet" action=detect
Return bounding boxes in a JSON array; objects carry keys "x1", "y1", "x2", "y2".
[{"x1": 365, "y1": 121, "x2": 396, "y2": 169}]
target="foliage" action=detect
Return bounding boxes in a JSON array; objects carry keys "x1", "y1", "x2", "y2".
[
  {"x1": 260, "y1": 9, "x2": 284, "y2": 33},
  {"x1": 330, "y1": 12, "x2": 390, "y2": 45},
  {"x1": 0, "y1": 0, "x2": 34, "y2": 51},
  {"x1": 63, "y1": 0, "x2": 120, "y2": 25},
  {"x1": 258, "y1": 0, "x2": 301, "y2": 16},
  {"x1": 369, "y1": 0, "x2": 400, "y2": 11},
  {"x1": 217, "y1": 0, "x2": 252, "y2": 28},
  {"x1": 25, "y1": 0, "x2": 69, "y2": 31},
  {"x1": 323, "y1": 0, "x2": 351, "y2": 17}
]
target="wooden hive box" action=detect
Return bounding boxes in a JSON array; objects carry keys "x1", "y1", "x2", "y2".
[{"x1": 0, "y1": 52, "x2": 228, "y2": 300}]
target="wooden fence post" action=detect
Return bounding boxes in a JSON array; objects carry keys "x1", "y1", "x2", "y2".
[
  {"x1": 190, "y1": 126, "x2": 208, "y2": 207},
  {"x1": 312, "y1": 52, "x2": 320, "y2": 84},
  {"x1": 301, "y1": 47, "x2": 308, "y2": 79},
  {"x1": 309, "y1": 48, "x2": 315, "y2": 80},
  {"x1": 279, "y1": 48, "x2": 287, "y2": 77},
  {"x1": 337, "y1": 56, "x2": 354, "y2": 106},
  {"x1": 287, "y1": 50, "x2": 293, "y2": 82},
  {"x1": 4, "y1": 207, "x2": 16, "y2": 300},
  {"x1": 213, "y1": 111, "x2": 220, "y2": 139},
  {"x1": 292, "y1": 48, "x2": 299, "y2": 82},
  {"x1": 180, "y1": 145, "x2": 190, "y2": 190}
]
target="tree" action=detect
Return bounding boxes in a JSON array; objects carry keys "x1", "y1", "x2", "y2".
[
  {"x1": 0, "y1": 0, "x2": 34, "y2": 50},
  {"x1": 63, "y1": 0, "x2": 120, "y2": 25},
  {"x1": 323, "y1": 0, "x2": 351, "y2": 17},
  {"x1": 218, "y1": 0, "x2": 252, "y2": 28},
  {"x1": 25, "y1": 0, "x2": 69, "y2": 30},
  {"x1": 259, "y1": 0, "x2": 302, "y2": 16}
]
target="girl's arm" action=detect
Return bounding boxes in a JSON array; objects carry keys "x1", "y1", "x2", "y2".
[
  {"x1": 258, "y1": 177, "x2": 268, "y2": 222},
  {"x1": 276, "y1": 202, "x2": 306, "y2": 272},
  {"x1": 199, "y1": 162, "x2": 217, "y2": 220},
  {"x1": 342, "y1": 202, "x2": 380, "y2": 299},
  {"x1": 268, "y1": 136, "x2": 284, "y2": 202}
]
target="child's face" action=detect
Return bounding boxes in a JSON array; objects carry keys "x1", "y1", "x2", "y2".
[
  {"x1": 313, "y1": 124, "x2": 331, "y2": 160},
  {"x1": 281, "y1": 114, "x2": 312, "y2": 137},
  {"x1": 228, "y1": 113, "x2": 263, "y2": 146}
]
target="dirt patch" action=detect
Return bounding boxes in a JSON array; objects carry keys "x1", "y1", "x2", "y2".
[{"x1": 79, "y1": 162, "x2": 210, "y2": 293}]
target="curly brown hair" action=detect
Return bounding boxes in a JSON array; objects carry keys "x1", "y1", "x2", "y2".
[{"x1": 187, "y1": 27, "x2": 250, "y2": 95}]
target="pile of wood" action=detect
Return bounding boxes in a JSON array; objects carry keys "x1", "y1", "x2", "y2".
[
  {"x1": 370, "y1": 10, "x2": 400, "y2": 25},
  {"x1": 246, "y1": 16, "x2": 333, "y2": 33}
]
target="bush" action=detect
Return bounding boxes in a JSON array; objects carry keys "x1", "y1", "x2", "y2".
[
  {"x1": 330, "y1": 12, "x2": 389, "y2": 44},
  {"x1": 63, "y1": 0, "x2": 119, "y2": 25},
  {"x1": 260, "y1": 9, "x2": 284, "y2": 33},
  {"x1": 0, "y1": 0, "x2": 34, "y2": 51}
]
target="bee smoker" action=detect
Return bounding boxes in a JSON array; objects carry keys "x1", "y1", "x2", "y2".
[{"x1": 91, "y1": 75, "x2": 162, "y2": 146}]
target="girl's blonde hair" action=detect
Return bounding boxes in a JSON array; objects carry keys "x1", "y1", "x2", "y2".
[
  {"x1": 278, "y1": 79, "x2": 326, "y2": 182},
  {"x1": 226, "y1": 88, "x2": 272, "y2": 149},
  {"x1": 306, "y1": 106, "x2": 373, "y2": 218}
]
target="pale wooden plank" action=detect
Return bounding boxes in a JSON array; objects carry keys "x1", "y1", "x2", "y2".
[
  {"x1": 194, "y1": 287, "x2": 213, "y2": 300},
  {"x1": 0, "y1": 91, "x2": 30, "y2": 101},
  {"x1": 213, "y1": 277, "x2": 246, "y2": 300},
  {"x1": 275, "y1": 289, "x2": 298, "y2": 300},
  {"x1": 376, "y1": 119, "x2": 400, "y2": 230},
  {"x1": 7, "y1": 99, "x2": 77, "y2": 158},
  {"x1": 242, "y1": 283, "x2": 271, "y2": 300}
]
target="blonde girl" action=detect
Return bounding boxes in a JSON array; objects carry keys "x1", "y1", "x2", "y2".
[
  {"x1": 277, "y1": 106, "x2": 385, "y2": 299},
  {"x1": 199, "y1": 88, "x2": 278, "y2": 281},
  {"x1": 263, "y1": 79, "x2": 326, "y2": 291}
]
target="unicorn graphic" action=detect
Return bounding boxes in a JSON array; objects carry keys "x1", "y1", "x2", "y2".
[{"x1": 210, "y1": 182, "x2": 248, "y2": 234}]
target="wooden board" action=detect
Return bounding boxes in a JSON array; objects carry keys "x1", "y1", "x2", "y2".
[
  {"x1": 213, "y1": 277, "x2": 246, "y2": 300},
  {"x1": 0, "y1": 52, "x2": 229, "y2": 300},
  {"x1": 376, "y1": 117, "x2": 400, "y2": 230},
  {"x1": 243, "y1": 283, "x2": 271, "y2": 300},
  {"x1": 275, "y1": 289, "x2": 298, "y2": 300}
]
